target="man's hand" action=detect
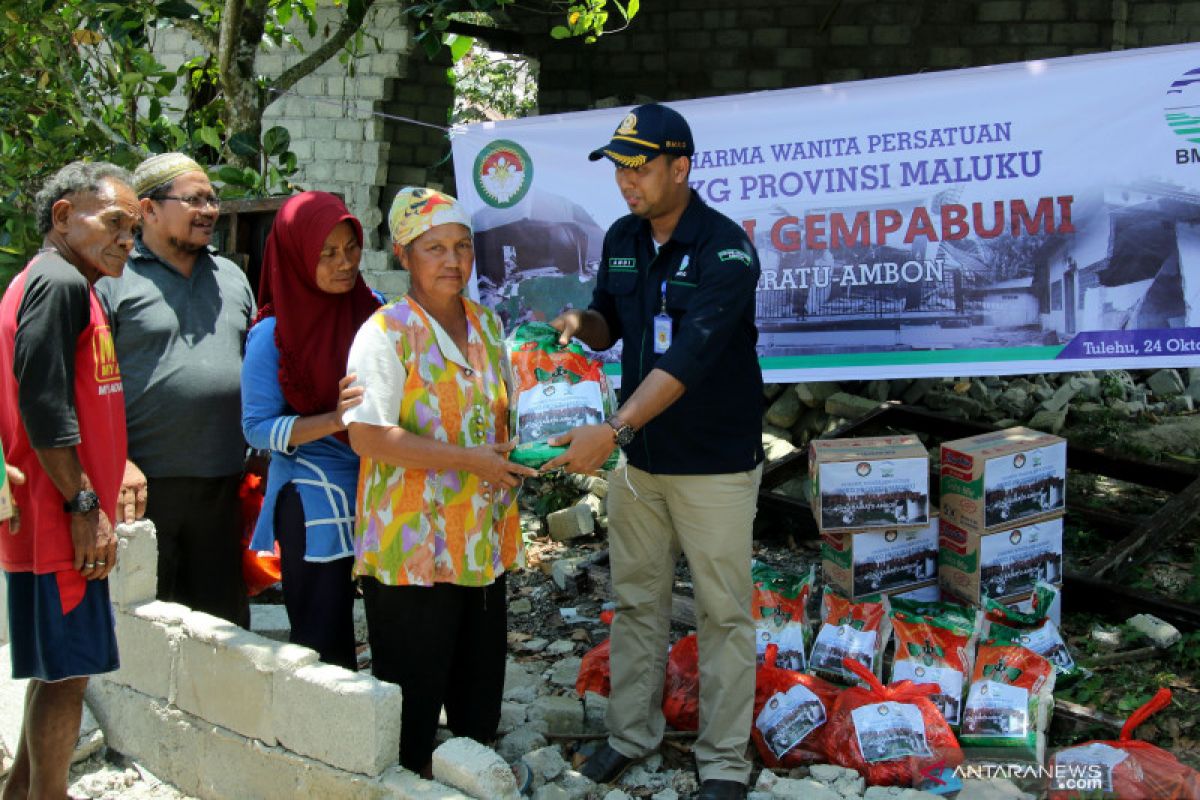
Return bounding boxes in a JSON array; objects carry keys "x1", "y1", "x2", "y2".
[
  {"x1": 542, "y1": 424, "x2": 617, "y2": 474},
  {"x1": 549, "y1": 309, "x2": 585, "y2": 347},
  {"x1": 117, "y1": 459, "x2": 147, "y2": 523},
  {"x1": 5, "y1": 464, "x2": 24, "y2": 533},
  {"x1": 72, "y1": 509, "x2": 117, "y2": 580}
]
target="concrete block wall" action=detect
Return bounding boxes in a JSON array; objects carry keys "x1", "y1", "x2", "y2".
[
  {"x1": 150, "y1": 0, "x2": 453, "y2": 295},
  {"x1": 82, "y1": 522, "x2": 487, "y2": 799},
  {"x1": 524, "y1": 0, "x2": 1197, "y2": 114}
]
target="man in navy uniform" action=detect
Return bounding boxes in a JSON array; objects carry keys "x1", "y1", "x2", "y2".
[{"x1": 546, "y1": 103, "x2": 765, "y2": 800}]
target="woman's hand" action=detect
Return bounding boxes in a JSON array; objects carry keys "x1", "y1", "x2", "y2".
[
  {"x1": 335, "y1": 373, "x2": 365, "y2": 430},
  {"x1": 468, "y1": 441, "x2": 538, "y2": 490}
]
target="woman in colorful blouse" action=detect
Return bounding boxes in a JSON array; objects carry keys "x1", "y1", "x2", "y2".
[
  {"x1": 344, "y1": 187, "x2": 537, "y2": 775},
  {"x1": 241, "y1": 191, "x2": 380, "y2": 669}
]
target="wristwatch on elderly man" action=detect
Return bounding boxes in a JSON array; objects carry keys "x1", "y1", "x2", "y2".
[
  {"x1": 606, "y1": 415, "x2": 636, "y2": 447},
  {"x1": 64, "y1": 489, "x2": 101, "y2": 514}
]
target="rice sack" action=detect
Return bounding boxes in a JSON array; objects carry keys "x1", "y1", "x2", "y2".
[
  {"x1": 889, "y1": 601, "x2": 980, "y2": 728},
  {"x1": 506, "y1": 322, "x2": 618, "y2": 469},
  {"x1": 752, "y1": 562, "x2": 815, "y2": 671},
  {"x1": 809, "y1": 588, "x2": 891, "y2": 684},
  {"x1": 960, "y1": 641, "x2": 1056, "y2": 762},
  {"x1": 984, "y1": 581, "x2": 1080, "y2": 684}
]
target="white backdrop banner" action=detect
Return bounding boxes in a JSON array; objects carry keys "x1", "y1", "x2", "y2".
[{"x1": 451, "y1": 44, "x2": 1200, "y2": 382}]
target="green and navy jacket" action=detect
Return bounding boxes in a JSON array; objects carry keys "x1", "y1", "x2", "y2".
[{"x1": 589, "y1": 190, "x2": 765, "y2": 475}]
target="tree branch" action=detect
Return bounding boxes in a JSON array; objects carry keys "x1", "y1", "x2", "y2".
[
  {"x1": 217, "y1": 0, "x2": 244, "y2": 92},
  {"x1": 54, "y1": 41, "x2": 147, "y2": 157},
  {"x1": 174, "y1": 16, "x2": 218, "y2": 52},
  {"x1": 271, "y1": 0, "x2": 379, "y2": 95}
]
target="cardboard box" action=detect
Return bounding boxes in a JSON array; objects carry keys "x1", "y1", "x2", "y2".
[
  {"x1": 939, "y1": 516, "x2": 1064, "y2": 606},
  {"x1": 822, "y1": 518, "x2": 939, "y2": 600},
  {"x1": 809, "y1": 435, "x2": 929, "y2": 532},
  {"x1": 940, "y1": 427, "x2": 1066, "y2": 532}
]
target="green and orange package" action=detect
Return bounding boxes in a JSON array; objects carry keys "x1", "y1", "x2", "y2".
[
  {"x1": 752, "y1": 562, "x2": 815, "y2": 671},
  {"x1": 889, "y1": 598, "x2": 980, "y2": 728},
  {"x1": 960, "y1": 640, "x2": 1056, "y2": 761},
  {"x1": 505, "y1": 322, "x2": 618, "y2": 469},
  {"x1": 808, "y1": 588, "x2": 891, "y2": 684}
]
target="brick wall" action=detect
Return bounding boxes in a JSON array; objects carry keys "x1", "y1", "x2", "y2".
[
  {"x1": 526, "y1": 0, "x2": 1196, "y2": 114},
  {"x1": 152, "y1": 0, "x2": 454, "y2": 295}
]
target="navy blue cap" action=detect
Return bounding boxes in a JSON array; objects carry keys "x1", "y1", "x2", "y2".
[{"x1": 588, "y1": 103, "x2": 695, "y2": 167}]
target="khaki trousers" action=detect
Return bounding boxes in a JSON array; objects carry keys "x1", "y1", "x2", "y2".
[{"x1": 604, "y1": 462, "x2": 762, "y2": 783}]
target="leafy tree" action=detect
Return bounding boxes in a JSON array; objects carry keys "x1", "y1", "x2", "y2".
[{"x1": 0, "y1": 0, "x2": 639, "y2": 283}]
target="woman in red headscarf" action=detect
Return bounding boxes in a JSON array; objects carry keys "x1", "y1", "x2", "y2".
[{"x1": 240, "y1": 192, "x2": 380, "y2": 668}]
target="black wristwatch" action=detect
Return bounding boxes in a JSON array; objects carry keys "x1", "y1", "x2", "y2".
[
  {"x1": 606, "y1": 416, "x2": 636, "y2": 447},
  {"x1": 63, "y1": 489, "x2": 100, "y2": 514}
]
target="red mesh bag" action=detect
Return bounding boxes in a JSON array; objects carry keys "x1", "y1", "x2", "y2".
[
  {"x1": 751, "y1": 643, "x2": 840, "y2": 767},
  {"x1": 576, "y1": 639, "x2": 611, "y2": 696},
  {"x1": 826, "y1": 657, "x2": 963, "y2": 786},
  {"x1": 576, "y1": 609, "x2": 616, "y2": 697},
  {"x1": 1049, "y1": 688, "x2": 1200, "y2": 800},
  {"x1": 663, "y1": 633, "x2": 700, "y2": 731},
  {"x1": 239, "y1": 472, "x2": 281, "y2": 597}
]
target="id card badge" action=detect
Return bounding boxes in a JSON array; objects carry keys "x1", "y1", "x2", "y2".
[{"x1": 653, "y1": 314, "x2": 672, "y2": 353}]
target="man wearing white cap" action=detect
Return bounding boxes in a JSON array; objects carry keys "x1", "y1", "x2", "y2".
[{"x1": 96, "y1": 153, "x2": 255, "y2": 626}]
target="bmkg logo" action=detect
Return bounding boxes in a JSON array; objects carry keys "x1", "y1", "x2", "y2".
[{"x1": 1165, "y1": 66, "x2": 1200, "y2": 164}]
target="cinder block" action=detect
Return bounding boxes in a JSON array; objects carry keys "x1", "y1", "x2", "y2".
[
  {"x1": 108, "y1": 601, "x2": 189, "y2": 701},
  {"x1": 176, "y1": 611, "x2": 317, "y2": 745},
  {"x1": 547, "y1": 505, "x2": 594, "y2": 542},
  {"x1": 378, "y1": 766, "x2": 471, "y2": 799},
  {"x1": 85, "y1": 679, "x2": 206, "y2": 796},
  {"x1": 109, "y1": 520, "x2": 158, "y2": 608},
  {"x1": 200, "y1": 723, "x2": 393, "y2": 800},
  {"x1": 273, "y1": 662, "x2": 401, "y2": 776},
  {"x1": 432, "y1": 737, "x2": 520, "y2": 800}
]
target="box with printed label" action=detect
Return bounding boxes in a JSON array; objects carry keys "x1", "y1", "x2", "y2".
[
  {"x1": 809, "y1": 435, "x2": 929, "y2": 533},
  {"x1": 822, "y1": 517, "x2": 939, "y2": 600},
  {"x1": 939, "y1": 427, "x2": 1066, "y2": 533},
  {"x1": 939, "y1": 516, "x2": 1064, "y2": 606}
]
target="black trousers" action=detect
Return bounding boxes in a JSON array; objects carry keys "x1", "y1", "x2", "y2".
[
  {"x1": 275, "y1": 482, "x2": 357, "y2": 670},
  {"x1": 362, "y1": 573, "x2": 508, "y2": 772},
  {"x1": 147, "y1": 474, "x2": 249, "y2": 628}
]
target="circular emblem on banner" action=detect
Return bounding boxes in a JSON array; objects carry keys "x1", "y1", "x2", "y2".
[
  {"x1": 1013, "y1": 453, "x2": 1026, "y2": 469},
  {"x1": 856, "y1": 462, "x2": 872, "y2": 477},
  {"x1": 473, "y1": 139, "x2": 533, "y2": 209},
  {"x1": 1165, "y1": 66, "x2": 1200, "y2": 144},
  {"x1": 877, "y1": 704, "x2": 890, "y2": 716},
  {"x1": 1010, "y1": 529, "x2": 1022, "y2": 545},
  {"x1": 885, "y1": 530, "x2": 898, "y2": 543}
]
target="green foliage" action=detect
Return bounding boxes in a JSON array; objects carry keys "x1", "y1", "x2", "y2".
[
  {"x1": 450, "y1": 36, "x2": 537, "y2": 125},
  {"x1": 408, "y1": 0, "x2": 639, "y2": 57}
]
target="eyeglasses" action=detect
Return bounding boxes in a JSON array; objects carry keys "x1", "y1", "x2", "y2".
[{"x1": 158, "y1": 194, "x2": 221, "y2": 210}]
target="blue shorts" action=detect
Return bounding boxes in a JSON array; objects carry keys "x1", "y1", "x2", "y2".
[{"x1": 5, "y1": 571, "x2": 119, "y2": 682}]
